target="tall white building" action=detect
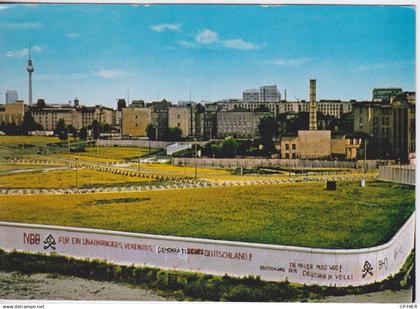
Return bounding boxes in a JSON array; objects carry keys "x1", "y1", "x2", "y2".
[
  {"x1": 243, "y1": 85, "x2": 281, "y2": 102},
  {"x1": 5, "y1": 90, "x2": 18, "y2": 104},
  {"x1": 260, "y1": 85, "x2": 280, "y2": 102},
  {"x1": 243, "y1": 89, "x2": 260, "y2": 102}
]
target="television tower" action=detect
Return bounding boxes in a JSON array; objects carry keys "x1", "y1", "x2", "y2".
[{"x1": 26, "y1": 43, "x2": 34, "y2": 105}]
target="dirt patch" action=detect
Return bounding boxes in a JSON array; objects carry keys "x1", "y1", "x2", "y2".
[{"x1": 0, "y1": 271, "x2": 170, "y2": 301}]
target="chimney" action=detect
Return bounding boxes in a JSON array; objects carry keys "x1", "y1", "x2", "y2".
[{"x1": 309, "y1": 79, "x2": 317, "y2": 130}]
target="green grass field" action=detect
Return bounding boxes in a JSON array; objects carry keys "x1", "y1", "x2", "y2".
[
  {"x1": 128, "y1": 163, "x2": 233, "y2": 178},
  {"x1": 72, "y1": 146, "x2": 151, "y2": 161},
  {"x1": 0, "y1": 167, "x2": 156, "y2": 188},
  {"x1": 0, "y1": 164, "x2": 62, "y2": 173},
  {"x1": 0, "y1": 136, "x2": 61, "y2": 145},
  {"x1": 0, "y1": 181, "x2": 414, "y2": 249}
]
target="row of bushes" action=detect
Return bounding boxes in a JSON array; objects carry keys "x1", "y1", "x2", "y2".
[{"x1": 0, "y1": 249, "x2": 414, "y2": 302}]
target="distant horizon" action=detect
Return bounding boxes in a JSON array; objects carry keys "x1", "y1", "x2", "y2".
[{"x1": 0, "y1": 4, "x2": 415, "y2": 108}]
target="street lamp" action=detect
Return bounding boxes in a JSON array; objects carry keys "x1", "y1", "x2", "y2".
[
  {"x1": 75, "y1": 156, "x2": 79, "y2": 188},
  {"x1": 137, "y1": 139, "x2": 141, "y2": 172},
  {"x1": 194, "y1": 143, "x2": 198, "y2": 181}
]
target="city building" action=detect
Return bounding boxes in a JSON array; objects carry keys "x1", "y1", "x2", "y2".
[
  {"x1": 0, "y1": 101, "x2": 25, "y2": 125},
  {"x1": 177, "y1": 100, "x2": 197, "y2": 106},
  {"x1": 168, "y1": 104, "x2": 204, "y2": 138},
  {"x1": 278, "y1": 100, "x2": 352, "y2": 118},
  {"x1": 79, "y1": 105, "x2": 115, "y2": 129},
  {"x1": 242, "y1": 89, "x2": 260, "y2": 102},
  {"x1": 280, "y1": 130, "x2": 331, "y2": 159},
  {"x1": 5, "y1": 90, "x2": 18, "y2": 104},
  {"x1": 242, "y1": 85, "x2": 280, "y2": 103},
  {"x1": 352, "y1": 91, "x2": 415, "y2": 162},
  {"x1": 121, "y1": 107, "x2": 152, "y2": 137},
  {"x1": 30, "y1": 103, "x2": 80, "y2": 130},
  {"x1": 29, "y1": 99, "x2": 116, "y2": 131},
  {"x1": 148, "y1": 100, "x2": 171, "y2": 140},
  {"x1": 372, "y1": 88, "x2": 402, "y2": 103},
  {"x1": 260, "y1": 85, "x2": 280, "y2": 102},
  {"x1": 216, "y1": 110, "x2": 270, "y2": 138},
  {"x1": 215, "y1": 101, "x2": 279, "y2": 116}
]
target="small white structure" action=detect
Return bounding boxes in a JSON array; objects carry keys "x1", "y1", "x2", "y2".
[
  {"x1": 29, "y1": 130, "x2": 55, "y2": 136},
  {"x1": 166, "y1": 143, "x2": 192, "y2": 156}
]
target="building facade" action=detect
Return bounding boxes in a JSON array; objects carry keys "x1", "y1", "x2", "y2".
[
  {"x1": 278, "y1": 100, "x2": 352, "y2": 118},
  {"x1": 372, "y1": 88, "x2": 403, "y2": 103},
  {"x1": 242, "y1": 89, "x2": 260, "y2": 102},
  {"x1": 0, "y1": 101, "x2": 25, "y2": 125},
  {"x1": 280, "y1": 130, "x2": 331, "y2": 159},
  {"x1": 352, "y1": 92, "x2": 415, "y2": 162},
  {"x1": 260, "y1": 85, "x2": 280, "y2": 102},
  {"x1": 5, "y1": 90, "x2": 18, "y2": 104},
  {"x1": 29, "y1": 100, "x2": 116, "y2": 131},
  {"x1": 121, "y1": 107, "x2": 152, "y2": 137},
  {"x1": 216, "y1": 110, "x2": 270, "y2": 138}
]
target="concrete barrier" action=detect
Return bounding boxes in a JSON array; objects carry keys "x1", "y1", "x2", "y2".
[
  {"x1": 172, "y1": 158, "x2": 378, "y2": 170},
  {"x1": 378, "y1": 165, "x2": 415, "y2": 186},
  {"x1": 97, "y1": 139, "x2": 172, "y2": 149},
  {"x1": 0, "y1": 212, "x2": 414, "y2": 287}
]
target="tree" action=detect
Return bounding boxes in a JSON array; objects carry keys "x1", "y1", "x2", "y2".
[
  {"x1": 258, "y1": 116, "x2": 279, "y2": 155},
  {"x1": 79, "y1": 127, "x2": 88, "y2": 140},
  {"x1": 67, "y1": 125, "x2": 78, "y2": 139},
  {"x1": 21, "y1": 112, "x2": 43, "y2": 135},
  {"x1": 90, "y1": 120, "x2": 100, "y2": 140},
  {"x1": 3, "y1": 122, "x2": 19, "y2": 135},
  {"x1": 221, "y1": 137, "x2": 240, "y2": 158},
  {"x1": 164, "y1": 127, "x2": 183, "y2": 141},
  {"x1": 54, "y1": 119, "x2": 67, "y2": 141},
  {"x1": 146, "y1": 124, "x2": 157, "y2": 141}
]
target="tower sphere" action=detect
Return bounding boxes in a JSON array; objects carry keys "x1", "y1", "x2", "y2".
[{"x1": 27, "y1": 59, "x2": 34, "y2": 73}]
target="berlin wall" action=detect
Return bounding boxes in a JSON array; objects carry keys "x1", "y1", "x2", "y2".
[
  {"x1": 0, "y1": 212, "x2": 414, "y2": 287},
  {"x1": 97, "y1": 139, "x2": 172, "y2": 149},
  {"x1": 172, "y1": 158, "x2": 379, "y2": 170},
  {"x1": 378, "y1": 165, "x2": 415, "y2": 186}
]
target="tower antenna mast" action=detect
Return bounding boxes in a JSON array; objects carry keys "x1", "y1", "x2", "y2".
[{"x1": 26, "y1": 41, "x2": 34, "y2": 105}]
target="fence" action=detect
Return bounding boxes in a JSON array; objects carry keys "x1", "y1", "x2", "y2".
[
  {"x1": 97, "y1": 139, "x2": 172, "y2": 149},
  {"x1": 0, "y1": 212, "x2": 414, "y2": 287},
  {"x1": 172, "y1": 158, "x2": 378, "y2": 170},
  {"x1": 378, "y1": 165, "x2": 416, "y2": 186}
]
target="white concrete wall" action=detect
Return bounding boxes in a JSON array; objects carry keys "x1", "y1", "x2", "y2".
[
  {"x1": 0, "y1": 213, "x2": 414, "y2": 287},
  {"x1": 378, "y1": 166, "x2": 415, "y2": 186},
  {"x1": 172, "y1": 158, "x2": 379, "y2": 170},
  {"x1": 166, "y1": 143, "x2": 192, "y2": 155},
  {"x1": 97, "y1": 139, "x2": 172, "y2": 149}
]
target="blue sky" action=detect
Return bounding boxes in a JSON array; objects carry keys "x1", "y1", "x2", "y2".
[{"x1": 0, "y1": 4, "x2": 415, "y2": 108}]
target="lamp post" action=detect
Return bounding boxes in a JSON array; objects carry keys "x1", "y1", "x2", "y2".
[
  {"x1": 67, "y1": 126, "x2": 70, "y2": 155},
  {"x1": 96, "y1": 141, "x2": 99, "y2": 164},
  {"x1": 75, "y1": 156, "x2": 79, "y2": 188},
  {"x1": 194, "y1": 143, "x2": 197, "y2": 181},
  {"x1": 137, "y1": 139, "x2": 140, "y2": 172},
  {"x1": 363, "y1": 137, "x2": 367, "y2": 173}
]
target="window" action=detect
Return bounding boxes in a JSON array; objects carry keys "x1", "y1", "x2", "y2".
[
  {"x1": 292, "y1": 144, "x2": 296, "y2": 150},
  {"x1": 177, "y1": 122, "x2": 181, "y2": 127},
  {"x1": 285, "y1": 144, "x2": 289, "y2": 150},
  {"x1": 285, "y1": 153, "x2": 290, "y2": 159},
  {"x1": 292, "y1": 153, "x2": 296, "y2": 159}
]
